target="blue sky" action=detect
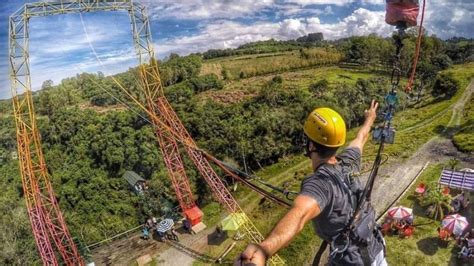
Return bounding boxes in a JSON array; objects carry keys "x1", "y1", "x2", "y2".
[{"x1": 0, "y1": 0, "x2": 473, "y2": 99}]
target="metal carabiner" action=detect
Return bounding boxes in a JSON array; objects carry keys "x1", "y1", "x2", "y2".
[{"x1": 329, "y1": 234, "x2": 350, "y2": 259}]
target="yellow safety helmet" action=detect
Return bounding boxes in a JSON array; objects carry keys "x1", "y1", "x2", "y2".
[{"x1": 303, "y1": 107, "x2": 346, "y2": 147}]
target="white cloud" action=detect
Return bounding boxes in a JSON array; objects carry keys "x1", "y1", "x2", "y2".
[
  {"x1": 155, "y1": 8, "x2": 392, "y2": 57},
  {"x1": 285, "y1": 0, "x2": 382, "y2": 5},
  {"x1": 1, "y1": 0, "x2": 473, "y2": 99},
  {"x1": 284, "y1": 0, "x2": 354, "y2": 6},
  {"x1": 422, "y1": 0, "x2": 474, "y2": 38},
  {"x1": 142, "y1": 0, "x2": 275, "y2": 20},
  {"x1": 25, "y1": 12, "x2": 138, "y2": 92}
]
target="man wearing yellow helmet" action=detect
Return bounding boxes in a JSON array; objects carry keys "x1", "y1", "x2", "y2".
[{"x1": 236, "y1": 100, "x2": 386, "y2": 266}]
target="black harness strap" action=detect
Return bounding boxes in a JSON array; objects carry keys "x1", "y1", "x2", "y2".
[
  {"x1": 311, "y1": 163, "x2": 360, "y2": 265},
  {"x1": 312, "y1": 241, "x2": 328, "y2": 266}
]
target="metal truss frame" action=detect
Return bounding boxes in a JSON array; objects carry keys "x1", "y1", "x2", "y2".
[{"x1": 9, "y1": 1, "x2": 284, "y2": 264}]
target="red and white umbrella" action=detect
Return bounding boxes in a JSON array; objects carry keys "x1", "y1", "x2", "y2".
[
  {"x1": 387, "y1": 206, "x2": 413, "y2": 221},
  {"x1": 442, "y1": 214, "x2": 469, "y2": 236}
]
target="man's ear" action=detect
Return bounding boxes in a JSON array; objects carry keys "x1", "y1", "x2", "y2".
[{"x1": 308, "y1": 141, "x2": 316, "y2": 152}]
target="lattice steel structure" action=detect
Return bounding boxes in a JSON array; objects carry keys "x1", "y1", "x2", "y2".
[{"x1": 9, "y1": 0, "x2": 284, "y2": 264}]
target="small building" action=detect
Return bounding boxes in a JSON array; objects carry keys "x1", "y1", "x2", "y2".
[{"x1": 123, "y1": 171, "x2": 147, "y2": 194}]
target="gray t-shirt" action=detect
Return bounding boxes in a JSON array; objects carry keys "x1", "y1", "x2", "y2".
[{"x1": 300, "y1": 147, "x2": 383, "y2": 265}]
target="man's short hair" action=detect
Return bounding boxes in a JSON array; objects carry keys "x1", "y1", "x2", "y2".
[{"x1": 312, "y1": 140, "x2": 339, "y2": 159}]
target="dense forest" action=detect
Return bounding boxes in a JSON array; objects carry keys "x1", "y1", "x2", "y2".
[{"x1": 0, "y1": 32, "x2": 472, "y2": 264}]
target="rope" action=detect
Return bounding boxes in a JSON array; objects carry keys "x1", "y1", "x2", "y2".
[
  {"x1": 203, "y1": 151, "x2": 292, "y2": 207},
  {"x1": 209, "y1": 155, "x2": 298, "y2": 198},
  {"x1": 165, "y1": 239, "x2": 233, "y2": 264},
  {"x1": 405, "y1": 0, "x2": 426, "y2": 92}
]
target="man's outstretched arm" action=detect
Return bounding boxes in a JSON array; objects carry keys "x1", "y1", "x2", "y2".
[
  {"x1": 235, "y1": 195, "x2": 321, "y2": 265},
  {"x1": 349, "y1": 100, "x2": 379, "y2": 154}
]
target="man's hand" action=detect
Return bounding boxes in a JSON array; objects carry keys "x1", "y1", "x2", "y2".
[
  {"x1": 349, "y1": 99, "x2": 379, "y2": 153},
  {"x1": 234, "y1": 195, "x2": 320, "y2": 266},
  {"x1": 235, "y1": 243, "x2": 267, "y2": 266},
  {"x1": 364, "y1": 99, "x2": 379, "y2": 125}
]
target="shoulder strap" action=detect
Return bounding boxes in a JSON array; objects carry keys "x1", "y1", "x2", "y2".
[{"x1": 317, "y1": 166, "x2": 358, "y2": 210}]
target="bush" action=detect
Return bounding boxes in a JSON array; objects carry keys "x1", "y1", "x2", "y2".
[
  {"x1": 431, "y1": 73, "x2": 459, "y2": 98},
  {"x1": 272, "y1": 75, "x2": 284, "y2": 84},
  {"x1": 309, "y1": 79, "x2": 329, "y2": 97},
  {"x1": 431, "y1": 54, "x2": 452, "y2": 71},
  {"x1": 453, "y1": 126, "x2": 474, "y2": 152},
  {"x1": 188, "y1": 74, "x2": 224, "y2": 92},
  {"x1": 164, "y1": 82, "x2": 195, "y2": 103}
]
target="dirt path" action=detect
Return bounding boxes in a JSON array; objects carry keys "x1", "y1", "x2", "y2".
[{"x1": 370, "y1": 80, "x2": 474, "y2": 215}]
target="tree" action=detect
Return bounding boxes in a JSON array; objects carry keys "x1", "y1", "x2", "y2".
[
  {"x1": 41, "y1": 79, "x2": 54, "y2": 90},
  {"x1": 297, "y1": 32, "x2": 324, "y2": 43},
  {"x1": 431, "y1": 54, "x2": 452, "y2": 70},
  {"x1": 421, "y1": 184, "x2": 453, "y2": 221},
  {"x1": 447, "y1": 158, "x2": 459, "y2": 170},
  {"x1": 432, "y1": 73, "x2": 459, "y2": 98}
]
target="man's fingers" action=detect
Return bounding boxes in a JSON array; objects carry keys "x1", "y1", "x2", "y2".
[{"x1": 241, "y1": 244, "x2": 257, "y2": 259}]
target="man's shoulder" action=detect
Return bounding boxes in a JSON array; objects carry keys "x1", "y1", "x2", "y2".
[
  {"x1": 339, "y1": 146, "x2": 361, "y2": 158},
  {"x1": 337, "y1": 146, "x2": 362, "y2": 166},
  {"x1": 302, "y1": 167, "x2": 338, "y2": 192}
]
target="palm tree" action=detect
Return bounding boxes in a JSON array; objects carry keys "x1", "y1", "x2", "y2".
[
  {"x1": 447, "y1": 158, "x2": 459, "y2": 170},
  {"x1": 421, "y1": 183, "x2": 453, "y2": 221}
]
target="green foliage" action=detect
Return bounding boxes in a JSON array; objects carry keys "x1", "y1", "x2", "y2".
[
  {"x1": 210, "y1": 48, "x2": 342, "y2": 80},
  {"x1": 202, "y1": 38, "x2": 319, "y2": 59},
  {"x1": 453, "y1": 127, "x2": 474, "y2": 152},
  {"x1": 431, "y1": 54, "x2": 453, "y2": 71},
  {"x1": 431, "y1": 73, "x2": 459, "y2": 98},
  {"x1": 309, "y1": 79, "x2": 329, "y2": 97},
  {"x1": 296, "y1": 32, "x2": 324, "y2": 43},
  {"x1": 453, "y1": 91, "x2": 474, "y2": 152},
  {"x1": 0, "y1": 177, "x2": 40, "y2": 264},
  {"x1": 188, "y1": 74, "x2": 224, "y2": 92},
  {"x1": 420, "y1": 183, "x2": 453, "y2": 221},
  {"x1": 159, "y1": 54, "x2": 202, "y2": 86},
  {"x1": 342, "y1": 34, "x2": 394, "y2": 66},
  {"x1": 272, "y1": 75, "x2": 284, "y2": 84},
  {"x1": 445, "y1": 37, "x2": 474, "y2": 63}
]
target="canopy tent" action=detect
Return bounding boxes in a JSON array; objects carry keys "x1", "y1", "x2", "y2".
[
  {"x1": 439, "y1": 169, "x2": 474, "y2": 192},
  {"x1": 156, "y1": 218, "x2": 174, "y2": 233},
  {"x1": 221, "y1": 213, "x2": 246, "y2": 231},
  {"x1": 387, "y1": 206, "x2": 413, "y2": 221},
  {"x1": 442, "y1": 214, "x2": 469, "y2": 237}
]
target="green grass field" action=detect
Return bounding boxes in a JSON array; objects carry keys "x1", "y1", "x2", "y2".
[
  {"x1": 197, "y1": 65, "x2": 393, "y2": 105},
  {"x1": 451, "y1": 63, "x2": 474, "y2": 152},
  {"x1": 200, "y1": 48, "x2": 342, "y2": 81},
  {"x1": 384, "y1": 163, "x2": 472, "y2": 266},
  {"x1": 194, "y1": 63, "x2": 473, "y2": 265}
]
